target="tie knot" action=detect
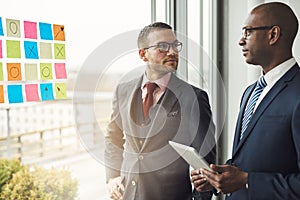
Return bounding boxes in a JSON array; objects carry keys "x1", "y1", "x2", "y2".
[
  {"x1": 257, "y1": 76, "x2": 267, "y2": 89},
  {"x1": 146, "y1": 82, "x2": 158, "y2": 93}
]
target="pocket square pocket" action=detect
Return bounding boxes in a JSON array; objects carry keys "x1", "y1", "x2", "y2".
[{"x1": 167, "y1": 110, "x2": 179, "y2": 117}]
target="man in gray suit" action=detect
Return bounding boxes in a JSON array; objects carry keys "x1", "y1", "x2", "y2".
[
  {"x1": 105, "y1": 22, "x2": 216, "y2": 200},
  {"x1": 191, "y1": 2, "x2": 300, "y2": 200}
]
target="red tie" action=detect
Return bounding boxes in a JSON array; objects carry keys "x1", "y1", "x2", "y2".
[{"x1": 143, "y1": 82, "x2": 158, "y2": 118}]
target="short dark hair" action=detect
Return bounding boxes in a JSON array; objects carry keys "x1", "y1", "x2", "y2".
[{"x1": 137, "y1": 22, "x2": 172, "y2": 49}]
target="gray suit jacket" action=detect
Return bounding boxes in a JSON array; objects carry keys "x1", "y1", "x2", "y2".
[
  {"x1": 227, "y1": 64, "x2": 300, "y2": 200},
  {"x1": 105, "y1": 73, "x2": 215, "y2": 200}
]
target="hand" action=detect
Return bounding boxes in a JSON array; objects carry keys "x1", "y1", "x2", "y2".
[
  {"x1": 201, "y1": 164, "x2": 248, "y2": 194},
  {"x1": 191, "y1": 169, "x2": 214, "y2": 192},
  {"x1": 107, "y1": 176, "x2": 125, "y2": 200}
]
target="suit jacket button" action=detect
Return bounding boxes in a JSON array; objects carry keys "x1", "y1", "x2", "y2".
[
  {"x1": 138, "y1": 155, "x2": 144, "y2": 160},
  {"x1": 131, "y1": 180, "x2": 136, "y2": 186}
]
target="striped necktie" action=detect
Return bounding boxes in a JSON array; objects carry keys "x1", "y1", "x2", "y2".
[{"x1": 240, "y1": 76, "x2": 267, "y2": 140}]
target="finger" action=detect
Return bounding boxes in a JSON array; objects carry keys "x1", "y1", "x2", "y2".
[
  {"x1": 210, "y1": 164, "x2": 230, "y2": 173},
  {"x1": 194, "y1": 177, "x2": 207, "y2": 186},
  {"x1": 191, "y1": 169, "x2": 201, "y2": 176},
  {"x1": 191, "y1": 173, "x2": 204, "y2": 182},
  {"x1": 118, "y1": 183, "x2": 125, "y2": 192},
  {"x1": 201, "y1": 168, "x2": 220, "y2": 184},
  {"x1": 192, "y1": 174, "x2": 206, "y2": 184}
]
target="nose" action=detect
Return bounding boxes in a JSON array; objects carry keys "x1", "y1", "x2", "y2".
[{"x1": 238, "y1": 36, "x2": 246, "y2": 46}]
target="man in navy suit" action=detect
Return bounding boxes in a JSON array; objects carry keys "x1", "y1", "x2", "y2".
[
  {"x1": 105, "y1": 22, "x2": 216, "y2": 200},
  {"x1": 191, "y1": 2, "x2": 300, "y2": 199}
]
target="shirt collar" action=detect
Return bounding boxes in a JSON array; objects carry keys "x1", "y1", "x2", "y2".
[
  {"x1": 262, "y1": 57, "x2": 296, "y2": 86},
  {"x1": 141, "y1": 72, "x2": 172, "y2": 91}
]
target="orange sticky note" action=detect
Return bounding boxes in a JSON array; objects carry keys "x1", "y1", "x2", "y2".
[
  {"x1": 7, "y1": 63, "x2": 22, "y2": 81},
  {"x1": 0, "y1": 85, "x2": 4, "y2": 103},
  {"x1": 53, "y1": 24, "x2": 65, "y2": 41}
]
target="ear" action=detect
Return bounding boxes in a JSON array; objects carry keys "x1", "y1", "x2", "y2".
[
  {"x1": 269, "y1": 26, "x2": 281, "y2": 45},
  {"x1": 139, "y1": 49, "x2": 148, "y2": 62}
]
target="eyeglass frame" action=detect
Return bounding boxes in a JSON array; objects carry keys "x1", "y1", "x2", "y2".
[
  {"x1": 143, "y1": 41, "x2": 183, "y2": 53},
  {"x1": 242, "y1": 26, "x2": 275, "y2": 40}
]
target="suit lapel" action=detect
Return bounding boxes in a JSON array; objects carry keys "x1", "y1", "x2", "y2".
[
  {"x1": 141, "y1": 74, "x2": 182, "y2": 151},
  {"x1": 232, "y1": 64, "x2": 299, "y2": 158},
  {"x1": 232, "y1": 83, "x2": 256, "y2": 153}
]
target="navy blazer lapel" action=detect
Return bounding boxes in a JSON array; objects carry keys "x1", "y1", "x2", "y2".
[
  {"x1": 232, "y1": 64, "x2": 299, "y2": 157},
  {"x1": 232, "y1": 83, "x2": 256, "y2": 152}
]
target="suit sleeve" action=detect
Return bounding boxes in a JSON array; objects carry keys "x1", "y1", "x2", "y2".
[
  {"x1": 192, "y1": 89, "x2": 216, "y2": 165},
  {"x1": 104, "y1": 84, "x2": 125, "y2": 182},
  {"x1": 192, "y1": 89, "x2": 216, "y2": 200},
  {"x1": 248, "y1": 99, "x2": 300, "y2": 199}
]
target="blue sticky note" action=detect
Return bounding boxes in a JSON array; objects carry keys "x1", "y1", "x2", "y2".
[
  {"x1": 0, "y1": 17, "x2": 3, "y2": 36},
  {"x1": 8, "y1": 85, "x2": 23, "y2": 103},
  {"x1": 39, "y1": 22, "x2": 53, "y2": 40},
  {"x1": 40, "y1": 83, "x2": 54, "y2": 101},
  {"x1": 24, "y1": 41, "x2": 39, "y2": 59}
]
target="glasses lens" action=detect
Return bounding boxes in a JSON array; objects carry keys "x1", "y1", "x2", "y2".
[
  {"x1": 173, "y1": 42, "x2": 182, "y2": 52},
  {"x1": 157, "y1": 43, "x2": 169, "y2": 52}
]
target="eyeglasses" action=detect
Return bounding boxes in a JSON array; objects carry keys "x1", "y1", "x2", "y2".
[
  {"x1": 242, "y1": 26, "x2": 274, "y2": 39},
  {"x1": 144, "y1": 41, "x2": 183, "y2": 53}
]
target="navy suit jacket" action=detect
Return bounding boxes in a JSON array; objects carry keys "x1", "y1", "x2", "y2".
[
  {"x1": 105, "y1": 73, "x2": 216, "y2": 200},
  {"x1": 227, "y1": 64, "x2": 300, "y2": 200}
]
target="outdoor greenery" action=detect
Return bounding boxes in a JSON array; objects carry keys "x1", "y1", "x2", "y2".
[{"x1": 0, "y1": 159, "x2": 78, "y2": 200}]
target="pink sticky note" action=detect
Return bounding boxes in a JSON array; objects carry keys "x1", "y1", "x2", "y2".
[
  {"x1": 54, "y1": 63, "x2": 67, "y2": 79},
  {"x1": 0, "y1": 40, "x2": 2, "y2": 58},
  {"x1": 24, "y1": 21, "x2": 37, "y2": 39},
  {"x1": 25, "y1": 84, "x2": 40, "y2": 101}
]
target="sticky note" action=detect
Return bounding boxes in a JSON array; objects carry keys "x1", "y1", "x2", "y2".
[
  {"x1": 6, "y1": 19, "x2": 21, "y2": 38},
  {"x1": 54, "y1": 63, "x2": 67, "y2": 79},
  {"x1": 54, "y1": 82, "x2": 67, "y2": 99},
  {"x1": 40, "y1": 63, "x2": 53, "y2": 80},
  {"x1": 39, "y1": 42, "x2": 52, "y2": 59},
  {"x1": 7, "y1": 63, "x2": 22, "y2": 81},
  {"x1": 40, "y1": 83, "x2": 54, "y2": 101},
  {"x1": 25, "y1": 84, "x2": 40, "y2": 101},
  {"x1": 24, "y1": 63, "x2": 38, "y2": 80},
  {"x1": 24, "y1": 21, "x2": 37, "y2": 39},
  {"x1": 8, "y1": 84, "x2": 23, "y2": 103},
  {"x1": 24, "y1": 41, "x2": 39, "y2": 59},
  {"x1": 0, "y1": 85, "x2": 4, "y2": 103},
  {"x1": 0, "y1": 17, "x2": 3, "y2": 36},
  {"x1": 6, "y1": 40, "x2": 21, "y2": 58},
  {"x1": 39, "y1": 22, "x2": 53, "y2": 40},
  {"x1": 54, "y1": 43, "x2": 66, "y2": 59},
  {"x1": 53, "y1": 24, "x2": 65, "y2": 41},
  {"x1": 0, "y1": 40, "x2": 2, "y2": 58},
  {"x1": 0, "y1": 63, "x2": 3, "y2": 81}
]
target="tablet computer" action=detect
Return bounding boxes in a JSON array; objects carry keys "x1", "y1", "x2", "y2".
[{"x1": 169, "y1": 141, "x2": 210, "y2": 169}]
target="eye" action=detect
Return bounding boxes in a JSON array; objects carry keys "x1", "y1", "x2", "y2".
[{"x1": 157, "y1": 43, "x2": 169, "y2": 51}]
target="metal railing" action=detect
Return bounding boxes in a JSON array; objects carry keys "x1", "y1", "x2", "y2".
[{"x1": 0, "y1": 118, "x2": 109, "y2": 165}]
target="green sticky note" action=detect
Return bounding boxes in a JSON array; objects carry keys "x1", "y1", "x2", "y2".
[
  {"x1": 40, "y1": 63, "x2": 53, "y2": 80},
  {"x1": 54, "y1": 82, "x2": 67, "y2": 99},
  {"x1": 0, "y1": 63, "x2": 3, "y2": 81},
  {"x1": 6, "y1": 40, "x2": 21, "y2": 58},
  {"x1": 54, "y1": 43, "x2": 66, "y2": 59}
]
